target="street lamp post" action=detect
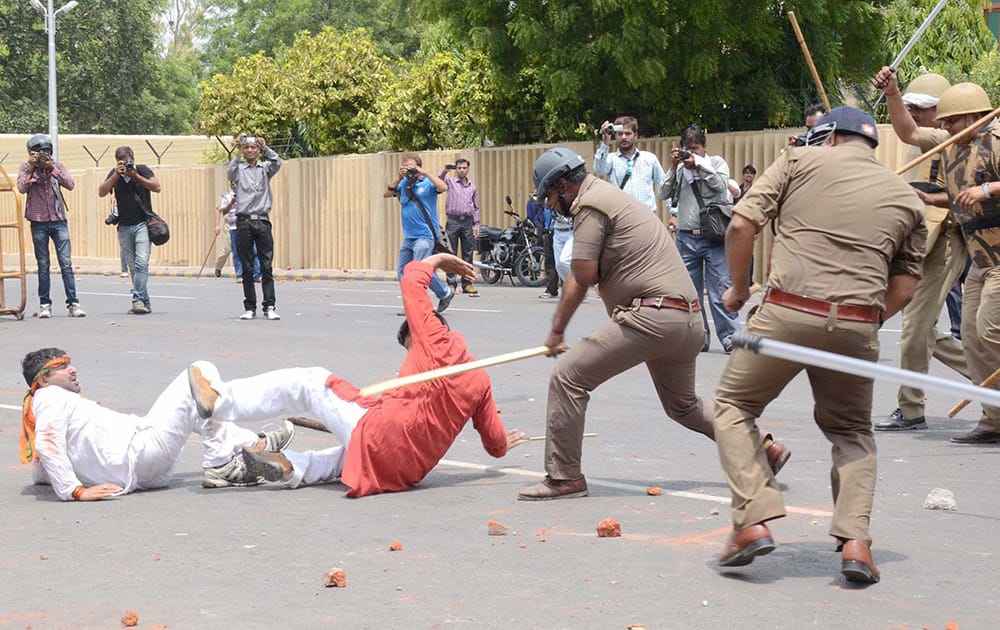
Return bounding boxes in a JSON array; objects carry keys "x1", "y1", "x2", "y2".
[{"x1": 29, "y1": 0, "x2": 78, "y2": 161}]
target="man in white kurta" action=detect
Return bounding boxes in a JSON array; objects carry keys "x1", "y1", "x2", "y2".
[{"x1": 21, "y1": 349, "x2": 291, "y2": 501}]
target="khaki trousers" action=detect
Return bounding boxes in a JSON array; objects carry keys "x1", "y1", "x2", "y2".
[
  {"x1": 960, "y1": 265, "x2": 1000, "y2": 432},
  {"x1": 714, "y1": 304, "x2": 879, "y2": 546},
  {"x1": 544, "y1": 304, "x2": 713, "y2": 480},
  {"x1": 898, "y1": 223, "x2": 968, "y2": 418}
]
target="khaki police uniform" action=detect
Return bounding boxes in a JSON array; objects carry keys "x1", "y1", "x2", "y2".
[
  {"x1": 714, "y1": 143, "x2": 925, "y2": 545},
  {"x1": 894, "y1": 147, "x2": 969, "y2": 420},
  {"x1": 919, "y1": 124, "x2": 1000, "y2": 432},
  {"x1": 544, "y1": 174, "x2": 712, "y2": 480}
]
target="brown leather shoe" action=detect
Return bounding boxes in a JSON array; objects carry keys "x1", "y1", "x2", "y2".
[
  {"x1": 242, "y1": 447, "x2": 293, "y2": 482},
  {"x1": 841, "y1": 539, "x2": 880, "y2": 583},
  {"x1": 718, "y1": 523, "x2": 776, "y2": 567},
  {"x1": 517, "y1": 476, "x2": 588, "y2": 501},
  {"x1": 766, "y1": 441, "x2": 791, "y2": 476},
  {"x1": 188, "y1": 364, "x2": 219, "y2": 419}
]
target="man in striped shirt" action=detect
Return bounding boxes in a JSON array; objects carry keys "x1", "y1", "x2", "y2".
[{"x1": 439, "y1": 158, "x2": 481, "y2": 296}]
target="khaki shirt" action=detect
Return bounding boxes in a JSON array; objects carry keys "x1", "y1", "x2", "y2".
[
  {"x1": 571, "y1": 175, "x2": 697, "y2": 315},
  {"x1": 736, "y1": 143, "x2": 926, "y2": 309},
  {"x1": 919, "y1": 124, "x2": 1000, "y2": 268}
]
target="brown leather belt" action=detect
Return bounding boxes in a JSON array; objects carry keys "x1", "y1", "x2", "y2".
[
  {"x1": 763, "y1": 287, "x2": 880, "y2": 324},
  {"x1": 630, "y1": 296, "x2": 700, "y2": 312}
]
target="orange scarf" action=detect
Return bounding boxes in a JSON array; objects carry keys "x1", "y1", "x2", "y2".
[{"x1": 20, "y1": 355, "x2": 70, "y2": 464}]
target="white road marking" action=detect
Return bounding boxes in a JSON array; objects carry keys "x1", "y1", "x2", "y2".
[
  {"x1": 0, "y1": 403, "x2": 20, "y2": 411},
  {"x1": 439, "y1": 458, "x2": 834, "y2": 518},
  {"x1": 326, "y1": 302, "x2": 501, "y2": 313},
  {"x1": 77, "y1": 291, "x2": 196, "y2": 301},
  {"x1": 304, "y1": 287, "x2": 399, "y2": 294}
]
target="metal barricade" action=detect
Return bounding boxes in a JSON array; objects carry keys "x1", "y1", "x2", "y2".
[{"x1": 0, "y1": 164, "x2": 27, "y2": 320}]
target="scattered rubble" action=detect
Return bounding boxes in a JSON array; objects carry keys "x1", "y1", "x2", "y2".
[
  {"x1": 488, "y1": 520, "x2": 510, "y2": 536},
  {"x1": 324, "y1": 568, "x2": 347, "y2": 588},
  {"x1": 120, "y1": 610, "x2": 139, "y2": 627},
  {"x1": 922, "y1": 488, "x2": 957, "y2": 511},
  {"x1": 646, "y1": 487, "x2": 662, "y2": 496},
  {"x1": 597, "y1": 518, "x2": 622, "y2": 538}
]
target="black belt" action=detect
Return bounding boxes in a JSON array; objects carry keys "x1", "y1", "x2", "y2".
[
  {"x1": 961, "y1": 212, "x2": 1000, "y2": 234},
  {"x1": 678, "y1": 228, "x2": 702, "y2": 236}
]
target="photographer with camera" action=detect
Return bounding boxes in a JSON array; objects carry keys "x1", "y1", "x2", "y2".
[
  {"x1": 788, "y1": 103, "x2": 827, "y2": 147},
  {"x1": 99, "y1": 146, "x2": 161, "y2": 314},
  {"x1": 594, "y1": 116, "x2": 666, "y2": 212},
  {"x1": 17, "y1": 134, "x2": 86, "y2": 319},
  {"x1": 437, "y1": 159, "x2": 480, "y2": 296},
  {"x1": 384, "y1": 155, "x2": 453, "y2": 314},
  {"x1": 660, "y1": 124, "x2": 739, "y2": 353},
  {"x1": 228, "y1": 134, "x2": 282, "y2": 320}
]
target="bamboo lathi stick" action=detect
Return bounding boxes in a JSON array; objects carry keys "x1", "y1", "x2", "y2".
[
  {"x1": 357, "y1": 345, "x2": 553, "y2": 397},
  {"x1": 895, "y1": 106, "x2": 1000, "y2": 177},
  {"x1": 788, "y1": 11, "x2": 831, "y2": 111},
  {"x1": 947, "y1": 367, "x2": 1000, "y2": 418}
]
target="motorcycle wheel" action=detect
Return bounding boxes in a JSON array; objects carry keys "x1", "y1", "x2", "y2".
[
  {"x1": 479, "y1": 251, "x2": 502, "y2": 285},
  {"x1": 514, "y1": 245, "x2": 548, "y2": 288}
]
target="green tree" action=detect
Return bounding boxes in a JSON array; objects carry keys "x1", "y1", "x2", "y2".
[
  {"x1": 880, "y1": 0, "x2": 999, "y2": 107},
  {"x1": 419, "y1": 0, "x2": 889, "y2": 139},
  {"x1": 0, "y1": 0, "x2": 198, "y2": 134},
  {"x1": 198, "y1": 27, "x2": 394, "y2": 156},
  {"x1": 197, "y1": 0, "x2": 419, "y2": 76}
]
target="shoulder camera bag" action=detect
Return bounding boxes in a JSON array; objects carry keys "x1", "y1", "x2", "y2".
[{"x1": 688, "y1": 178, "x2": 732, "y2": 246}]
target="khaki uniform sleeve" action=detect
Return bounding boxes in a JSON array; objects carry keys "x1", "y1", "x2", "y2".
[
  {"x1": 732, "y1": 150, "x2": 793, "y2": 228},
  {"x1": 916, "y1": 127, "x2": 950, "y2": 154},
  {"x1": 572, "y1": 207, "x2": 609, "y2": 262},
  {"x1": 890, "y1": 209, "x2": 927, "y2": 278}
]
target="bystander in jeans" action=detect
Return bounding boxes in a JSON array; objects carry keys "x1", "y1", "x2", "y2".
[
  {"x1": 214, "y1": 182, "x2": 260, "y2": 281},
  {"x1": 438, "y1": 158, "x2": 480, "y2": 296},
  {"x1": 99, "y1": 146, "x2": 160, "y2": 315},
  {"x1": 17, "y1": 134, "x2": 85, "y2": 319}
]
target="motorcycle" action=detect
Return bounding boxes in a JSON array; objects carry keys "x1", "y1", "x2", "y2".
[{"x1": 475, "y1": 195, "x2": 549, "y2": 288}]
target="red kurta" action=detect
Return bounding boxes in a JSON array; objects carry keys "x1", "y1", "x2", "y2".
[{"x1": 337, "y1": 261, "x2": 508, "y2": 497}]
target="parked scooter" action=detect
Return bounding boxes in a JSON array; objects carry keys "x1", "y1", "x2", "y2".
[{"x1": 475, "y1": 195, "x2": 548, "y2": 287}]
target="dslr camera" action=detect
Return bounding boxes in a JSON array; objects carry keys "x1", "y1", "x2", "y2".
[
  {"x1": 104, "y1": 212, "x2": 119, "y2": 226},
  {"x1": 241, "y1": 135, "x2": 258, "y2": 147},
  {"x1": 406, "y1": 167, "x2": 418, "y2": 177},
  {"x1": 123, "y1": 160, "x2": 136, "y2": 172},
  {"x1": 33, "y1": 149, "x2": 52, "y2": 170},
  {"x1": 677, "y1": 149, "x2": 692, "y2": 160},
  {"x1": 445, "y1": 163, "x2": 457, "y2": 170}
]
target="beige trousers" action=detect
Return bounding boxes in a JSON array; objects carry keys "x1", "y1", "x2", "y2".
[
  {"x1": 960, "y1": 265, "x2": 1000, "y2": 432},
  {"x1": 544, "y1": 304, "x2": 713, "y2": 480},
  {"x1": 897, "y1": 223, "x2": 968, "y2": 418},
  {"x1": 714, "y1": 304, "x2": 879, "y2": 546}
]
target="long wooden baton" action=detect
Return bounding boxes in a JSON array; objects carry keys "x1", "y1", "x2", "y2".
[
  {"x1": 788, "y1": 11, "x2": 831, "y2": 111},
  {"x1": 732, "y1": 332, "x2": 1000, "y2": 409},
  {"x1": 896, "y1": 106, "x2": 1000, "y2": 176},
  {"x1": 196, "y1": 232, "x2": 219, "y2": 279},
  {"x1": 357, "y1": 345, "x2": 554, "y2": 397},
  {"x1": 948, "y1": 366, "x2": 1000, "y2": 418}
]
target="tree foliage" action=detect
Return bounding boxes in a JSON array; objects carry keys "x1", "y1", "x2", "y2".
[
  {"x1": 0, "y1": 0, "x2": 199, "y2": 134},
  {"x1": 881, "y1": 0, "x2": 999, "y2": 105},
  {"x1": 417, "y1": 0, "x2": 890, "y2": 138}
]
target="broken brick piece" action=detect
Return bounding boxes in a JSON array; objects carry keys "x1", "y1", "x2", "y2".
[
  {"x1": 646, "y1": 487, "x2": 662, "y2": 496},
  {"x1": 324, "y1": 568, "x2": 347, "y2": 588},
  {"x1": 488, "y1": 520, "x2": 510, "y2": 536},
  {"x1": 597, "y1": 518, "x2": 622, "y2": 538},
  {"x1": 121, "y1": 610, "x2": 139, "y2": 627},
  {"x1": 389, "y1": 541, "x2": 403, "y2": 551}
]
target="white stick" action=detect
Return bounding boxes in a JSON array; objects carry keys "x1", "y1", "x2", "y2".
[
  {"x1": 358, "y1": 345, "x2": 552, "y2": 397},
  {"x1": 733, "y1": 332, "x2": 1000, "y2": 408}
]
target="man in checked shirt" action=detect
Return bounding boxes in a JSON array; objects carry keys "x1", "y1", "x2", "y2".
[{"x1": 594, "y1": 115, "x2": 667, "y2": 212}]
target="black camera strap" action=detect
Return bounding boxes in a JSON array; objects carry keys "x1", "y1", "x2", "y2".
[
  {"x1": 617, "y1": 150, "x2": 636, "y2": 190},
  {"x1": 405, "y1": 181, "x2": 441, "y2": 240}
]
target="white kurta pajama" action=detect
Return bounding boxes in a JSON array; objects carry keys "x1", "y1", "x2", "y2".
[
  {"x1": 209, "y1": 367, "x2": 367, "y2": 488},
  {"x1": 31, "y1": 362, "x2": 259, "y2": 500}
]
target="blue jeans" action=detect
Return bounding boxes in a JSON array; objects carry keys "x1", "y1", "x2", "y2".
[
  {"x1": 30, "y1": 220, "x2": 78, "y2": 306},
  {"x1": 118, "y1": 223, "x2": 151, "y2": 307},
  {"x1": 397, "y1": 238, "x2": 449, "y2": 299},
  {"x1": 229, "y1": 230, "x2": 260, "y2": 279},
  {"x1": 676, "y1": 231, "x2": 740, "y2": 347}
]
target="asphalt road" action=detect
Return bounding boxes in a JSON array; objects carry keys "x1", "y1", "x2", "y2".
[{"x1": 0, "y1": 273, "x2": 996, "y2": 629}]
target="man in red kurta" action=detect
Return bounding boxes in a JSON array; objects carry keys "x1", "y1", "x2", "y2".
[{"x1": 190, "y1": 253, "x2": 526, "y2": 497}]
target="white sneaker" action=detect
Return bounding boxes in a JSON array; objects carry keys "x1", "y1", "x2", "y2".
[
  {"x1": 259, "y1": 420, "x2": 295, "y2": 451},
  {"x1": 120, "y1": 271, "x2": 129, "y2": 278},
  {"x1": 240, "y1": 310, "x2": 255, "y2": 320},
  {"x1": 263, "y1": 307, "x2": 280, "y2": 320},
  {"x1": 38, "y1": 304, "x2": 52, "y2": 319},
  {"x1": 67, "y1": 303, "x2": 86, "y2": 318},
  {"x1": 202, "y1": 456, "x2": 262, "y2": 488}
]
